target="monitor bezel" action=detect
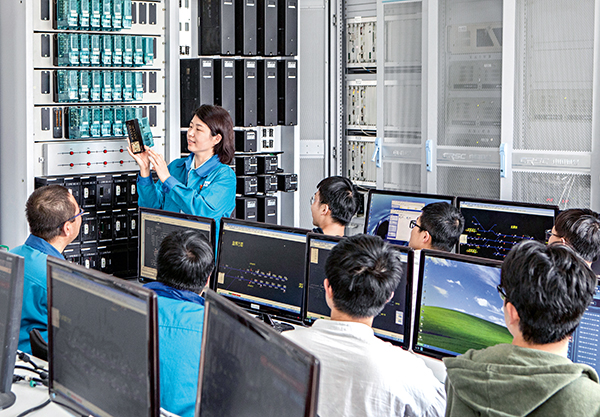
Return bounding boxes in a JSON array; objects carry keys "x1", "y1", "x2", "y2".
[
  {"x1": 138, "y1": 207, "x2": 216, "y2": 282},
  {"x1": 363, "y1": 189, "x2": 456, "y2": 243},
  {"x1": 456, "y1": 196, "x2": 559, "y2": 259},
  {"x1": 215, "y1": 217, "x2": 310, "y2": 323},
  {"x1": 302, "y1": 236, "x2": 414, "y2": 350},
  {"x1": 372, "y1": 244, "x2": 414, "y2": 350},
  {"x1": 0, "y1": 251, "x2": 24, "y2": 411},
  {"x1": 47, "y1": 257, "x2": 160, "y2": 417},
  {"x1": 195, "y1": 289, "x2": 320, "y2": 417},
  {"x1": 302, "y1": 233, "x2": 344, "y2": 326},
  {"x1": 412, "y1": 249, "x2": 503, "y2": 360}
]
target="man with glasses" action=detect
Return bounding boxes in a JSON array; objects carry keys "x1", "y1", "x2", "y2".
[
  {"x1": 408, "y1": 202, "x2": 464, "y2": 252},
  {"x1": 546, "y1": 208, "x2": 600, "y2": 266},
  {"x1": 310, "y1": 176, "x2": 361, "y2": 236},
  {"x1": 11, "y1": 185, "x2": 83, "y2": 353},
  {"x1": 444, "y1": 240, "x2": 600, "y2": 416}
]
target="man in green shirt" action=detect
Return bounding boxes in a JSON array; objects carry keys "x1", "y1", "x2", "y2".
[{"x1": 444, "y1": 240, "x2": 600, "y2": 417}]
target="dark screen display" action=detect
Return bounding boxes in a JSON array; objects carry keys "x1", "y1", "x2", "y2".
[
  {"x1": 140, "y1": 209, "x2": 213, "y2": 280},
  {"x1": 49, "y1": 263, "x2": 153, "y2": 417},
  {"x1": 304, "y1": 239, "x2": 412, "y2": 347},
  {"x1": 216, "y1": 221, "x2": 308, "y2": 321},
  {"x1": 0, "y1": 251, "x2": 23, "y2": 397},
  {"x1": 458, "y1": 200, "x2": 556, "y2": 260},
  {"x1": 568, "y1": 284, "x2": 600, "y2": 375},
  {"x1": 197, "y1": 294, "x2": 317, "y2": 417}
]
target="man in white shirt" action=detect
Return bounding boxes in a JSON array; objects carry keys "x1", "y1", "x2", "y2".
[{"x1": 285, "y1": 234, "x2": 445, "y2": 417}]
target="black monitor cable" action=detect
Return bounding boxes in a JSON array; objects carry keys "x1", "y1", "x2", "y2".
[{"x1": 17, "y1": 351, "x2": 48, "y2": 372}]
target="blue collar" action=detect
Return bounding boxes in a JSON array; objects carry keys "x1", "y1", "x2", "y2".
[
  {"x1": 25, "y1": 234, "x2": 65, "y2": 260},
  {"x1": 184, "y1": 154, "x2": 221, "y2": 178},
  {"x1": 144, "y1": 281, "x2": 205, "y2": 306}
]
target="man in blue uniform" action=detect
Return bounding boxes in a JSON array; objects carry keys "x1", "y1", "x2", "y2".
[
  {"x1": 143, "y1": 229, "x2": 213, "y2": 417},
  {"x1": 11, "y1": 185, "x2": 83, "y2": 353}
]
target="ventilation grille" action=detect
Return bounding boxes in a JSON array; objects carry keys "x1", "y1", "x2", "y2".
[
  {"x1": 437, "y1": 166, "x2": 500, "y2": 199},
  {"x1": 512, "y1": 171, "x2": 590, "y2": 210}
]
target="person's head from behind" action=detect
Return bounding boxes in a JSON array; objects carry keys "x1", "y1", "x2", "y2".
[
  {"x1": 188, "y1": 105, "x2": 235, "y2": 165},
  {"x1": 548, "y1": 208, "x2": 600, "y2": 263},
  {"x1": 156, "y1": 230, "x2": 214, "y2": 294},
  {"x1": 408, "y1": 202, "x2": 464, "y2": 252},
  {"x1": 324, "y1": 234, "x2": 403, "y2": 319},
  {"x1": 500, "y1": 240, "x2": 596, "y2": 345},
  {"x1": 311, "y1": 176, "x2": 360, "y2": 228},
  {"x1": 26, "y1": 185, "x2": 82, "y2": 244}
]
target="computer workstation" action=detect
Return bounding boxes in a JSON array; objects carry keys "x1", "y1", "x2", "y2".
[
  {"x1": 364, "y1": 190, "x2": 455, "y2": 246},
  {"x1": 457, "y1": 197, "x2": 558, "y2": 260},
  {"x1": 214, "y1": 218, "x2": 310, "y2": 329},
  {"x1": 196, "y1": 290, "x2": 320, "y2": 417},
  {"x1": 303, "y1": 232, "x2": 414, "y2": 349},
  {"x1": 138, "y1": 207, "x2": 215, "y2": 281}
]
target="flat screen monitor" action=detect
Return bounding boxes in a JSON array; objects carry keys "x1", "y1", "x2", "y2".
[
  {"x1": 0, "y1": 251, "x2": 24, "y2": 410},
  {"x1": 139, "y1": 207, "x2": 215, "y2": 281},
  {"x1": 568, "y1": 281, "x2": 600, "y2": 375},
  {"x1": 364, "y1": 190, "x2": 455, "y2": 246},
  {"x1": 413, "y1": 250, "x2": 509, "y2": 359},
  {"x1": 457, "y1": 197, "x2": 558, "y2": 260},
  {"x1": 47, "y1": 258, "x2": 160, "y2": 417},
  {"x1": 196, "y1": 290, "x2": 320, "y2": 417},
  {"x1": 303, "y1": 234, "x2": 414, "y2": 349},
  {"x1": 215, "y1": 218, "x2": 309, "y2": 322}
]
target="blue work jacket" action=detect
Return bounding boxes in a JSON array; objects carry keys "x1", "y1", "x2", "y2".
[
  {"x1": 144, "y1": 281, "x2": 205, "y2": 417},
  {"x1": 11, "y1": 235, "x2": 64, "y2": 354},
  {"x1": 137, "y1": 154, "x2": 236, "y2": 237}
]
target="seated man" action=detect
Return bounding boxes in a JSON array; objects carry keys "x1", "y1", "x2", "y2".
[
  {"x1": 143, "y1": 230, "x2": 213, "y2": 417},
  {"x1": 444, "y1": 240, "x2": 600, "y2": 417},
  {"x1": 311, "y1": 176, "x2": 361, "y2": 236},
  {"x1": 285, "y1": 234, "x2": 445, "y2": 417},
  {"x1": 408, "y1": 202, "x2": 464, "y2": 252},
  {"x1": 11, "y1": 185, "x2": 82, "y2": 353},
  {"x1": 547, "y1": 208, "x2": 600, "y2": 265}
]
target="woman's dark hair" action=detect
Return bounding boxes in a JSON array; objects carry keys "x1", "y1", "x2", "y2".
[{"x1": 193, "y1": 105, "x2": 235, "y2": 164}]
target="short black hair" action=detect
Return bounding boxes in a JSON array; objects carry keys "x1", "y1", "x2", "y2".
[
  {"x1": 156, "y1": 230, "x2": 214, "y2": 293},
  {"x1": 325, "y1": 234, "x2": 403, "y2": 318},
  {"x1": 317, "y1": 176, "x2": 360, "y2": 226},
  {"x1": 554, "y1": 208, "x2": 600, "y2": 262},
  {"x1": 501, "y1": 240, "x2": 597, "y2": 344},
  {"x1": 419, "y1": 202, "x2": 464, "y2": 252},
  {"x1": 26, "y1": 185, "x2": 77, "y2": 242}
]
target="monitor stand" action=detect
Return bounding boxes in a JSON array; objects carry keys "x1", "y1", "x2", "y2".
[
  {"x1": 0, "y1": 391, "x2": 16, "y2": 410},
  {"x1": 258, "y1": 313, "x2": 295, "y2": 332}
]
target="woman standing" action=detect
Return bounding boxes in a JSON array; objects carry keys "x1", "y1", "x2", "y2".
[{"x1": 128, "y1": 105, "x2": 236, "y2": 225}]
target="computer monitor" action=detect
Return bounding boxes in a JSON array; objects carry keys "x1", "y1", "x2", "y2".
[
  {"x1": 196, "y1": 290, "x2": 320, "y2": 417},
  {"x1": 364, "y1": 190, "x2": 455, "y2": 246},
  {"x1": 302, "y1": 233, "x2": 343, "y2": 325},
  {"x1": 215, "y1": 218, "x2": 309, "y2": 322},
  {"x1": 0, "y1": 251, "x2": 24, "y2": 410},
  {"x1": 457, "y1": 197, "x2": 558, "y2": 260},
  {"x1": 139, "y1": 207, "x2": 215, "y2": 281},
  {"x1": 47, "y1": 258, "x2": 160, "y2": 417},
  {"x1": 303, "y1": 234, "x2": 414, "y2": 349},
  {"x1": 568, "y1": 280, "x2": 600, "y2": 375},
  {"x1": 413, "y1": 250, "x2": 509, "y2": 359}
]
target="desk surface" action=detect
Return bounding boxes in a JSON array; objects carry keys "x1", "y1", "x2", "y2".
[{"x1": 4, "y1": 360, "x2": 74, "y2": 417}]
